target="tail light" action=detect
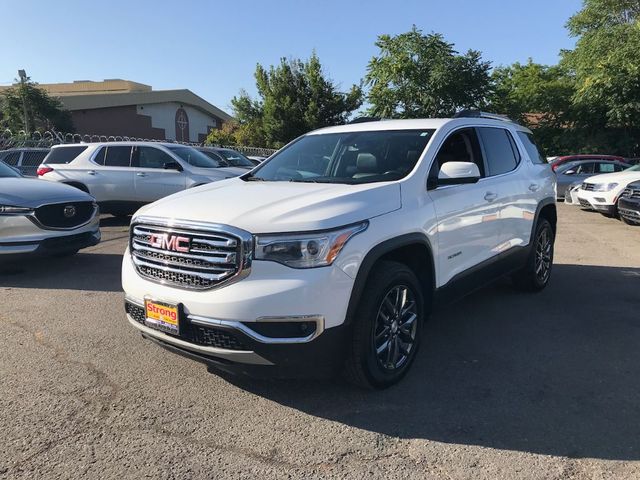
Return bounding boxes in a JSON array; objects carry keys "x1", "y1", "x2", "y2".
[{"x1": 37, "y1": 166, "x2": 53, "y2": 176}]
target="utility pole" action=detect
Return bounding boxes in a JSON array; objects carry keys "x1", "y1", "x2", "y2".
[{"x1": 18, "y1": 69, "x2": 29, "y2": 134}]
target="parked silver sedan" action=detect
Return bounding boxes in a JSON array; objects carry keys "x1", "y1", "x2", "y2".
[
  {"x1": 555, "y1": 159, "x2": 629, "y2": 200},
  {"x1": 0, "y1": 161, "x2": 100, "y2": 258}
]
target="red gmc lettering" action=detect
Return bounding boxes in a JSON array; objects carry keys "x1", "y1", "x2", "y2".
[{"x1": 149, "y1": 234, "x2": 190, "y2": 253}]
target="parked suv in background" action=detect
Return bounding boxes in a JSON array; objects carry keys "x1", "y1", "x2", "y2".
[
  {"x1": 576, "y1": 164, "x2": 640, "y2": 217},
  {"x1": 122, "y1": 113, "x2": 556, "y2": 389},
  {"x1": 618, "y1": 181, "x2": 640, "y2": 225},
  {"x1": 37, "y1": 142, "x2": 246, "y2": 216},
  {"x1": 0, "y1": 148, "x2": 50, "y2": 176}
]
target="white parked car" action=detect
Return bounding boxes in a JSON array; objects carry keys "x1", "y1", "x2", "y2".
[
  {"x1": 37, "y1": 142, "x2": 247, "y2": 216},
  {"x1": 576, "y1": 164, "x2": 640, "y2": 216},
  {"x1": 122, "y1": 113, "x2": 556, "y2": 388},
  {"x1": 0, "y1": 160, "x2": 100, "y2": 258}
]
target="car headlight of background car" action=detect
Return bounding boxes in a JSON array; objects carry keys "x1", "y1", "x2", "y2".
[
  {"x1": 592, "y1": 183, "x2": 619, "y2": 192},
  {"x1": 0, "y1": 205, "x2": 33, "y2": 215},
  {"x1": 254, "y1": 221, "x2": 368, "y2": 268}
]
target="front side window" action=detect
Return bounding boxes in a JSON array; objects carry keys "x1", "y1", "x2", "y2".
[
  {"x1": 433, "y1": 128, "x2": 485, "y2": 177},
  {"x1": 478, "y1": 128, "x2": 520, "y2": 176},
  {"x1": 250, "y1": 129, "x2": 435, "y2": 184},
  {"x1": 136, "y1": 147, "x2": 175, "y2": 169},
  {"x1": 103, "y1": 146, "x2": 133, "y2": 167}
]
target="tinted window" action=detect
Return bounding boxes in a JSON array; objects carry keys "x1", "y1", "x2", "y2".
[
  {"x1": 22, "y1": 151, "x2": 48, "y2": 166},
  {"x1": 217, "y1": 149, "x2": 254, "y2": 167},
  {"x1": 0, "y1": 161, "x2": 21, "y2": 177},
  {"x1": 575, "y1": 162, "x2": 595, "y2": 174},
  {"x1": 478, "y1": 128, "x2": 519, "y2": 176},
  {"x1": 137, "y1": 147, "x2": 175, "y2": 169},
  {"x1": 44, "y1": 146, "x2": 88, "y2": 164},
  {"x1": 167, "y1": 146, "x2": 223, "y2": 168},
  {"x1": 93, "y1": 147, "x2": 107, "y2": 165},
  {"x1": 517, "y1": 131, "x2": 546, "y2": 164},
  {"x1": 434, "y1": 128, "x2": 485, "y2": 176},
  {"x1": 1, "y1": 151, "x2": 20, "y2": 166},
  {"x1": 198, "y1": 150, "x2": 223, "y2": 167},
  {"x1": 104, "y1": 146, "x2": 132, "y2": 167}
]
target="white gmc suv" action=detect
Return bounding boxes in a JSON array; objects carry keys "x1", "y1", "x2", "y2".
[{"x1": 122, "y1": 113, "x2": 557, "y2": 389}]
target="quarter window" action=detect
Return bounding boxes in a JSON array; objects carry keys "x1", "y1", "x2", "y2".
[
  {"x1": 517, "y1": 131, "x2": 546, "y2": 164},
  {"x1": 478, "y1": 128, "x2": 520, "y2": 176},
  {"x1": 103, "y1": 146, "x2": 133, "y2": 167},
  {"x1": 44, "y1": 146, "x2": 88, "y2": 164}
]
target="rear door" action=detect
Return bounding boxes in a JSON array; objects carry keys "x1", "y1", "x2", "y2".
[
  {"x1": 88, "y1": 145, "x2": 136, "y2": 202},
  {"x1": 476, "y1": 126, "x2": 529, "y2": 252},
  {"x1": 132, "y1": 146, "x2": 186, "y2": 202}
]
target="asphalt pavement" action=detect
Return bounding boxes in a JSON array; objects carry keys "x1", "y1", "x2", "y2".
[{"x1": 1, "y1": 204, "x2": 639, "y2": 479}]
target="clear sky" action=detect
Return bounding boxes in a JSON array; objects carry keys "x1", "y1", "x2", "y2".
[{"x1": 1, "y1": 0, "x2": 583, "y2": 115}]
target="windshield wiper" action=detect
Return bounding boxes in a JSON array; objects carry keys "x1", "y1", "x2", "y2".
[{"x1": 243, "y1": 172, "x2": 265, "y2": 181}]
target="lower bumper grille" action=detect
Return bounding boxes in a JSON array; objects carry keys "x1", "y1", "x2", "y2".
[
  {"x1": 619, "y1": 207, "x2": 640, "y2": 219},
  {"x1": 125, "y1": 301, "x2": 248, "y2": 351},
  {"x1": 33, "y1": 201, "x2": 95, "y2": 229},
  {"x1": 578, "y1": 198, "x2": 592, "y2": 208}
]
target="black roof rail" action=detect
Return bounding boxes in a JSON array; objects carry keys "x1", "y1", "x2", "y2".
[
  {"x1": 348, "y1": 116, "x2": 382, "y2": 124},
  {"x1": 453, "y1": 110, "x2": 514, "y2": 122}
]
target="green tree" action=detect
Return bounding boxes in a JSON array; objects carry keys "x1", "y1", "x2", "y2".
[
  {"x1": 562, "y1": 0, "x2": 640, "y2": 155},
  {"x1": 365, "y1": 26, "x2": 492, "y2": 118},
  {"x1": 0, "y1": 78, "x2": 74, "y2": 133},
  {"x1": 231, "y1": 53, "x2": 362, "y2": 148}
]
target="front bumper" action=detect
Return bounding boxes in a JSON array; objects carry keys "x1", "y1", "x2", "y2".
[
  {"x1": 125, "y1": 298, "x2": 349, "y2": 377},
  {"x1": 576, "y1": 190, "x2": 618, "y2": 215},
  {"x1": 618, "y1": 197, "x2": 640, "y2": 224},
  {"x1": 0, "y1": 213, "x2": 101, "y2": 257}
]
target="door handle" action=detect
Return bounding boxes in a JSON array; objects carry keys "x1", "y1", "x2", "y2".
[
  {"x1": 136, "y1": 172, "x2": 147, "y2": 177},
  {"x1": 87, "y1": 170, "x2": 97, "y2": 175},
  {"x1": 529, "y1": 183, "x2": 540, "y2": 192},
  {"x1": 484, "y1": 192, "x2": 498, "y2": 202}
]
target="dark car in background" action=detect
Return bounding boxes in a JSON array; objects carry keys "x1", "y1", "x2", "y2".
[
  {"x1": 550, "y1": 154, "x2": 627, "y2": 172},
  {"x1": 0, "y1": 148, "x2": 50, "y2": 176},
  {"x1": 618, "y1": 181, "x2": 640, "y2": 225},
  {"x1": 196, "y1": 147, "x2": 255, "y2": 169},
  {"x1": 555, "y1": 159, "x2": 630, "y2": 199}
]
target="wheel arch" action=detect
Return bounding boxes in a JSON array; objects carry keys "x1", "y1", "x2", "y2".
[
  {"x1": 62, "y1": 181, "x2": 90, "y2": 193},
  {"x1": 535, "y1": 198, "x2": 557, "y2": 235},
  {"x1": 345, "y1": 233, "x2": 436, "y2": 326}
]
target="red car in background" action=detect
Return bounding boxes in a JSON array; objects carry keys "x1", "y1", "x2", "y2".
[{"x1": 550, "y1": 154, "x2": 627, "y2": 171}]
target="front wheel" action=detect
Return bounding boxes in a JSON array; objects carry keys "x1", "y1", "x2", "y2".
[
  {"x1": 344, "y1": 261, "x2": 424, "y2": 389},
  {"x1": 512, "y1": 218, "x2": 554, "y2": 291}
]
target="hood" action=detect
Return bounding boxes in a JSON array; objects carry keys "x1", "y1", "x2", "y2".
[
  {"x1": 134, "y1": 178, "x2": 401, "y2": 233},
  {"x1": 0, "y1": 178, "x2": 94, "y2": 207},
  {"x1": 584, "y1": 170, "x2": 640, "y2": 184}
]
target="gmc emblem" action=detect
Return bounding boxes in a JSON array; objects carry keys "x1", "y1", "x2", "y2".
[{"x1": 149, "y1": 233, "x2": 190, "y2": 253}]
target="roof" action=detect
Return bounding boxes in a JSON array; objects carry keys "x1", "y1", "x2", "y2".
[
  {"x1": 51, "y1": 141, "x2": 189, "y2": 149},
  {"x1": 58, "y1": 89, "x2": 233, "y2": 122},
  {"x1": 309, "y1": 117, "x2": 531, "y2": 135}
]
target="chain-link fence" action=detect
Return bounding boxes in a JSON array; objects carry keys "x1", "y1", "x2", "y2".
[{"x1": 0, "y1": 129, "x2": 277, "y2": 175}]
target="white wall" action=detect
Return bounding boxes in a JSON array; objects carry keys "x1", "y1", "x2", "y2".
[{"x1": 137, "y1": 102, "x2": 218, "y2": 142}]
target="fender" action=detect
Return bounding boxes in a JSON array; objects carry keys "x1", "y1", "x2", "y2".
[
  {"x1": 531, "y1": 197, "x2": 557, "y2": 241},
  {"x1": 344, "y1": 233, "x2": 435, "y2": 326}
]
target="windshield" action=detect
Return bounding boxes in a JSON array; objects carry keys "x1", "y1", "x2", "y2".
[
  {"x1": 166, "y1": 146, "x2": 221, "y2": 168},
  {"x1": 0, "y1": 161, "x2": 21, "y2": 178},
  {"x1": 627, "y1": 164, "x2": 640, "y2": 172},
  {"x1": 248, "y1": 129, "x2": 435, "y2": 184},
  {"x1": 217, "y1": 149, "x2": 254, "y2": 167}
]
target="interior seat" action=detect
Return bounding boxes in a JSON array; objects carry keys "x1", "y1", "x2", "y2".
[{"x1": 352, "y1": 153, "x2": 379, "y2": 178}]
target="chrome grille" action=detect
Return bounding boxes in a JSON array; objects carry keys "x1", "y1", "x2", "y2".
[
  {"x1": 130, "y1": 217, "x2": 252, "y2": 290},
  {"x1": 582, "y1": 183, "x2": 595, "y2": 191},
  {"x1": 622, "y1": 187, "x2": 640, "y2": 199}
]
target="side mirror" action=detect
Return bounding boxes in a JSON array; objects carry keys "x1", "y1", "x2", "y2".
[
  {"x1": 564, "y1": 169, "x2": 576, "y2": 175},
  {"x1": 163, "y1": 161, "x2": 183, "y2": 171},
  {"x1": 437, "y1": 162, "x2": 481, "y2": 186}
]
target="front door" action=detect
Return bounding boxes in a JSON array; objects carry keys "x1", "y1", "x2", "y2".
[{"x1": 133, "y1": 146, "x2": 186, "y2": 202}]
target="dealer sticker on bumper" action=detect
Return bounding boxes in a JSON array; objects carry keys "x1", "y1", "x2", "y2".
[{"x1": 144, "y1": 299, "x2": 179, "y2": 335}]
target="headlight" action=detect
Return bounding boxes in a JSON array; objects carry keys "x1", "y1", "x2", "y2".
[
  {"x1": 593, "y1": 183, "x2": 619, "y2": 192},
  {"x1": 254, "y1": 221, "x2": 368, "y2": 268},
  {"x1": 0, "y1": 205, "x2": 33, "y2": 215}
]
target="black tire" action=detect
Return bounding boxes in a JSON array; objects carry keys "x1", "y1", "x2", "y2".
[
  {"x1": 512, "y1": 218, "x2": 554, "y2": 292},
  {"x1": 344, "y1": 261, "x2": 424, "y2": 389}
]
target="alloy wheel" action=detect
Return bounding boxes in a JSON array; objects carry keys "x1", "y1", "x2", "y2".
[{"x1": 535, "y1": 226, "x2": 552, "y2": 283}]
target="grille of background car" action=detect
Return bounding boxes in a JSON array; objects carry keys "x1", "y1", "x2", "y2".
[{"x1": 33, "y1": 201, "x2": 95, "y2": 229}]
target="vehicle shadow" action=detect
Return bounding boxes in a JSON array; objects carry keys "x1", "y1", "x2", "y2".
[
  {"x1": 0, "y1": 252, "x2": 123, "y2": 292},
  {"x1": 100, "y1": 215, "x2": 131, "y2": 228},
  {"x1": 222, "y1": 263, "x2": 640, "y2": 461}
]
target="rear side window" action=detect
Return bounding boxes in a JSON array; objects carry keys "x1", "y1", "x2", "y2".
[
  {"x1": 596, "y1": 162, "x2": 616, "y2": 173},
  {"x1": 517, "y1": 132, "x2": 546, "y2": 164},
  {"x1": 21, "y1": 151, "x2": 48, "y2": 166},
  {"x1": 103, "y1": 146, "x2": 132, "y2": 167},
  {"x1": 478, "y1": 128, "x2": 520, "y2": 176},
  {"x1": 45, "y1": 146, "x2": 88, "y2": 164}
]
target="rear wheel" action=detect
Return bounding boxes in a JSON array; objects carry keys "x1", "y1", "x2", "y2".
[
  {"x1": 512, "y1": 218, "x2": 554, "y2": 292},
  {"x1": 344, "y1": 261, "x2": 424, "y2": 389}
]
